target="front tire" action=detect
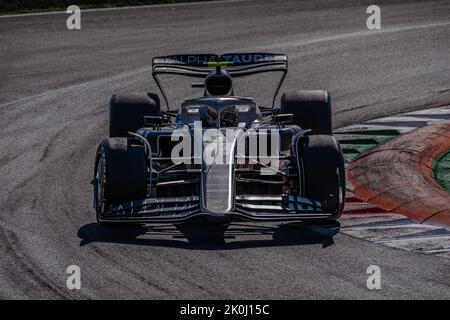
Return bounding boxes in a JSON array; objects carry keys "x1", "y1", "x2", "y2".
[
  {"x1": 94, "y1": 138, "x2": 148, "y2": 224},
  {"x1": 297, "y1": 135, "x2": 345, "y2": 219}
]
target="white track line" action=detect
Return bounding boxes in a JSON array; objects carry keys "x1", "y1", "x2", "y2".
[
  {"x1": 256, "y1": 21, "x2": 450, "y2": 51},
  {"x1": 0, "y1": 0, "x2": 249, "y2": 18},
  {"x1": 337, "y1": 105, "x2": 450, "y2": 134}
]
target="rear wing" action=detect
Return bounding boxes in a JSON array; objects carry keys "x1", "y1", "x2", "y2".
[{"x1": 152, "y1": 53, "x2": 288, "y2": 109}]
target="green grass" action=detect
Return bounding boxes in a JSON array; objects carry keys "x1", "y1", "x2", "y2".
[
  {"x1": 335, "y1": 129, "x2": 400, "y2": 162},
  {"x1": 0, "y1": 0, "x2": 208, "y2": 15},
  {"x1": 434, "y1": 151, "x2": 450, "y2": 193}
]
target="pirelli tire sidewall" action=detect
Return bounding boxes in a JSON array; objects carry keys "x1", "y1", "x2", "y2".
[
  {"x1": 94, "y1": 138, "x2": 148, "y2": 221},
  {"x1": 297, "y1": 134, "x2": 345, "y2": 219}
]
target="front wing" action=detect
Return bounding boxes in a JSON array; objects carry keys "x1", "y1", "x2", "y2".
[{"x1": 97, "y1": 195, "x2": 336, "y2": 224}]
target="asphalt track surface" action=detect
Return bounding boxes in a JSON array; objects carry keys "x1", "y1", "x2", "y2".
[{"x1": 1, "y1": 0, "x2": 450, "y2": 299}]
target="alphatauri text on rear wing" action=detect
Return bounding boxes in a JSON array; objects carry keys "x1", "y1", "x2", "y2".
[{"x1": 152, "y1": 53, "x2": 287, "y2": 109}]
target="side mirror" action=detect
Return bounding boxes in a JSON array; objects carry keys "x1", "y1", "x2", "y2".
[
  {"x1": 274, "y1": 113, "x2": 293, "y2": 125},
  {"x1": 144, "y1": 116, "x2": 163, "y2": 127}
]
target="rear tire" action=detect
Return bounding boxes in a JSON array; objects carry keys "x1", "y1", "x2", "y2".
[
  {"x1": 297, "y1": 135, "x2": 345, "y2": 218},
  {"x1": 109, "y1": 93, "x2": 160, "y2": 137},
  {"x1": 94, "y1": 138, "x2": 148, "y2": 224},
  {"x1": 281, "y1": 90, "x2": 332, "y2": 135}
]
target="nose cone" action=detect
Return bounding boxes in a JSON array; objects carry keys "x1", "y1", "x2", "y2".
[{"x1": 200, "y1": 129, "x2": 244, "y2": 213}]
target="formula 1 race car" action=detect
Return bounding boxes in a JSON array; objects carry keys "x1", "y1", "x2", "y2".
[{"x1": 92, "y1": 53, "x2": 345, "y2": 226}]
